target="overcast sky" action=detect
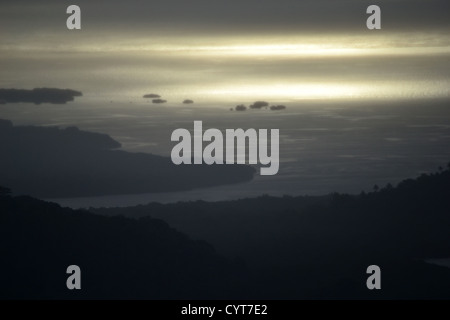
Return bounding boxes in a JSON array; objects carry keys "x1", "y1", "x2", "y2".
[
  {"x1": 1, "y1": 0, "x2": 449, "y2": 101},
  {"x1": 1, "y1": 0, "x2": 449, "y2": 37}
]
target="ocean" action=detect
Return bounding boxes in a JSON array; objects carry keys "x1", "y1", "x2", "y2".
[{"x1": 1, "y1": 97, "x2": 449, "y2": 208}]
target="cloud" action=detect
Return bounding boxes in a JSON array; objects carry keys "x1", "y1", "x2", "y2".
[
  {"x1": 0, "y1": 88, "x2": 82, "y2": 105},
  {"x1": 152, "y1": 99, "x2": 167, "y2": 104},
  {"x1": 183, "y1": 99, "x2": 194, "y2": 104}
]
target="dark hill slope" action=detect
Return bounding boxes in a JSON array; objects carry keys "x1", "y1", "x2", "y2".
[
  {"x1": 0, "y1": 195, "x2": 247, "y2": 299},
  {"x1": 95, "y1": 165, "x2": 450, "y2": 298}
]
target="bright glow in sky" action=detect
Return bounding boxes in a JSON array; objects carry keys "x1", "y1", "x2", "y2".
[
  {"x1": 202, "y1": 80, "x2": 450, "y2": 100},
  {"x1": 1, "y1": 32, "x2": 449, "y2": 102}
]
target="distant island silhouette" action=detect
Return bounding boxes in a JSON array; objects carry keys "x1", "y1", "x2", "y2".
[
  {"x1": 235, "y1": 104, "x2": 247, "y2": 111},
  {"x1": 0, "y1": 119, "x2": 255, "y2": 198},
  {"x1": 249, "y1": 101, "x2": 269, "y2": 109},
  {"x1": 232, "y1": 101, "x2": 287, "y2": 112},
  {"x1": 270, "y1": 105, "x2": 287, "y2": 111},
  {"x1": 0, "y1": 88, "x2": 82, "y2": 104}
]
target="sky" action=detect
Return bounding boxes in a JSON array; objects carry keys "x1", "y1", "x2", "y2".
[
  {"x1": 1, "y1": 0, "x2": 450, "y2": 34},
  {"x1": 1, "y1": 0, "x2": 449, "y2": 102}
]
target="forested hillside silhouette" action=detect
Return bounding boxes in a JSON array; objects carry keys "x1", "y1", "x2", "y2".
[
  {"x1": 95, "y1": 164, "x2": 450, "y2": 299},
  {"x1": 2, "y1": 165, "x2": 450, "y2": 299},
  {"x1": 0, "y1": 194, "x2": 248, "y2": 299}
]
